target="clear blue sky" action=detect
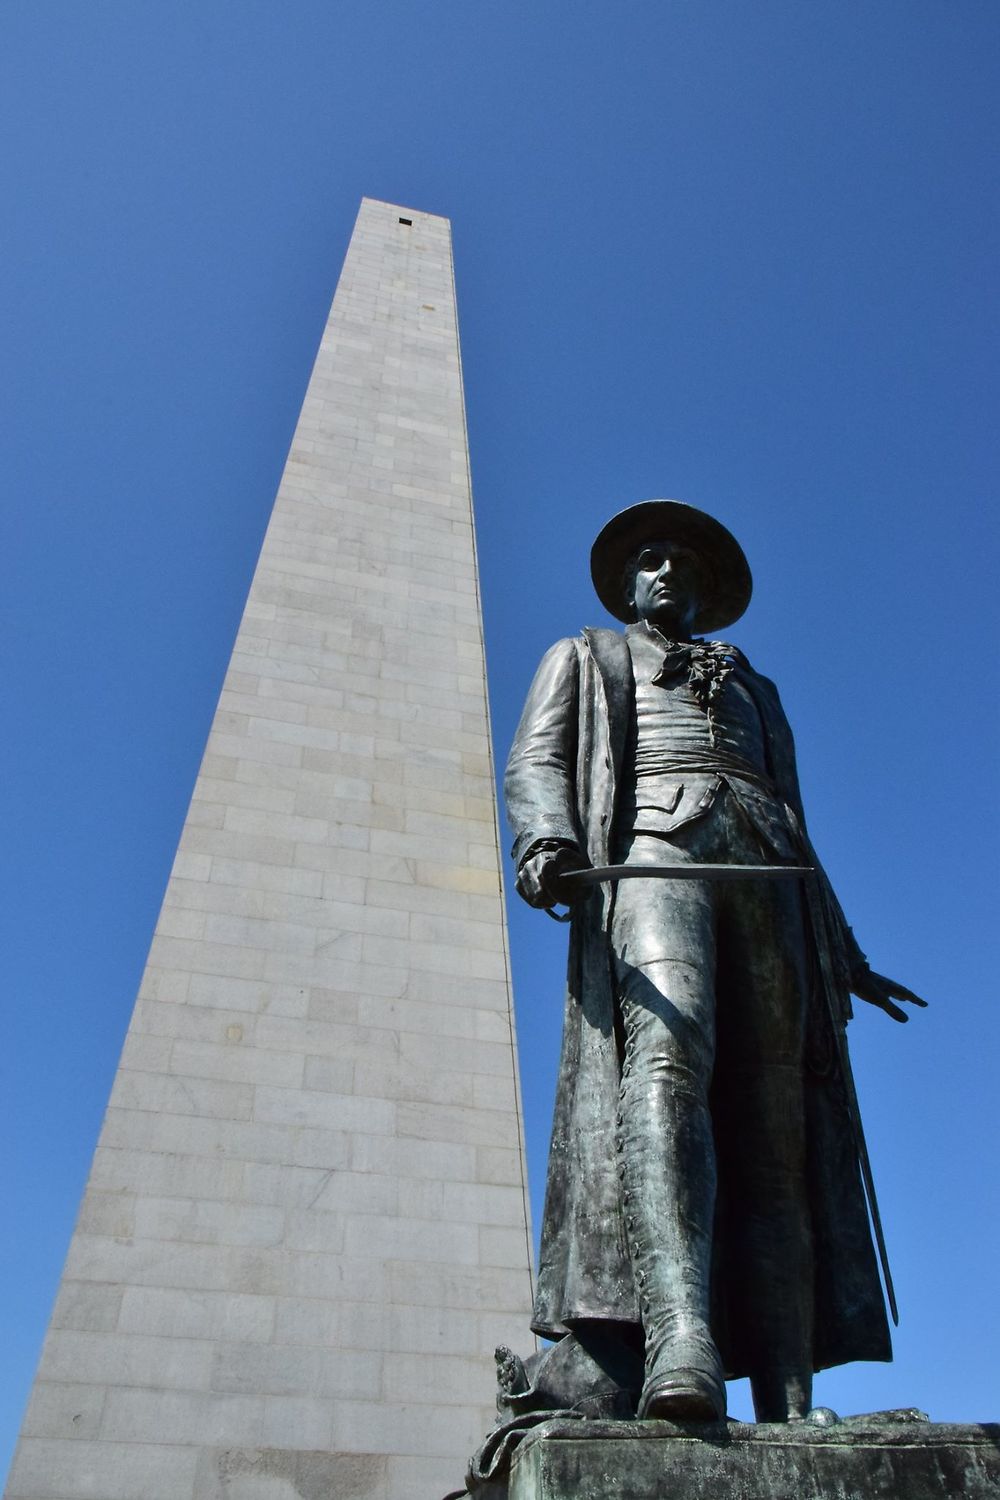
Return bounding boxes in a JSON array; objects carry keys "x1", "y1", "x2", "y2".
[{"x1": 2, "y1": 1, "x2": 997, "y2": 1474}]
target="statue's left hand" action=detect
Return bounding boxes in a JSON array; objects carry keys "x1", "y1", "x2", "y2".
[{"x1": 851, "y1": 967, "x2": 928, "y2": 1023}]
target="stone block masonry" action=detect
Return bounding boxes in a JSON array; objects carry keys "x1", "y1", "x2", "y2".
[{"x1": 7, "y1": 199, "x2": 533, "y2": 1500}]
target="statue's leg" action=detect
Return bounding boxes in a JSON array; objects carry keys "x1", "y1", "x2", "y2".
[
  {"x1": 715, "y1": 874, "x2": 814, "y2": 1421},
  {"x1": 612, "y1": 863, "x2": 725, "y2": 1422}
]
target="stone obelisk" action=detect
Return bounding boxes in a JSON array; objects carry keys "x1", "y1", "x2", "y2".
[{"x1": 7, "y1": 199, "x2": 532, "y2": 1500}]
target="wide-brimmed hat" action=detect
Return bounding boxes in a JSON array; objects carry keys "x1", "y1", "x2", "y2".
[{"x1": 590, "y1": 499, "x2": 752, "y2": 632}]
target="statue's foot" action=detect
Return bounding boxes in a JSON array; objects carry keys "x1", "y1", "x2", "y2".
[
  {"x1": 638, "y1": 1363, "x2": 726, "y2": 1422},
  {"x1": 638, "y1": 1329, "x2": 726, "y2": 1422}
]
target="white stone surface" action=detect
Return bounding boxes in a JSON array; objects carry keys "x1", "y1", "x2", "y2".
[{"x1": 7, "y1": 199, "x2": 533, "y2": 1500}]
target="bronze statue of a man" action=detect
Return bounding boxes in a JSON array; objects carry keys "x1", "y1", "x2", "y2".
[{"x1": 504, "y1": 500, "x2": 924, "y2": 1426}]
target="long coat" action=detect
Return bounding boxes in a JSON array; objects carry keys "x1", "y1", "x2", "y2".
[{"x1": 505, "y1": 626, "x2": 892, "y2": 1378}]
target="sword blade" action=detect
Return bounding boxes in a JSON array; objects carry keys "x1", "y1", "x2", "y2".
[{"x1": 561, "y1": 862, "x2": 814, "y2": 886}]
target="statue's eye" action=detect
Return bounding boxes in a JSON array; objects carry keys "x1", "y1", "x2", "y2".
[{"x1": 637, "y1": 550, "x2": 660, "y2": 571}]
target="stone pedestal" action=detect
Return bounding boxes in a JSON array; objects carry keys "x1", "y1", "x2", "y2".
[{"x1": 506, "y1": 1416, "x2": 1000, "y2": 1499}]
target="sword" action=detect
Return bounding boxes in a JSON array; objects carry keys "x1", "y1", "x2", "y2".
[
  {"x1": 549, "y1": 859, "x2": 899, "y2": 1326},
  {"x1": 560, "y1": 861, "x2": 814, "y2": 886},
  {"x1": 544, "y1": 862, "x2": 812, "y2": 919}
]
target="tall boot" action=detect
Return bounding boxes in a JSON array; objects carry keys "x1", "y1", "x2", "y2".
[{"x1": 617, "y1": 1076, "x2": 726, "y2": 1422}]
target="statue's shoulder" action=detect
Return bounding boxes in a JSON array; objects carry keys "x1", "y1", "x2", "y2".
[
  {"x1": 580, "y1": 625, "x2": 629, "y2": 666},
  {"x1": 535, "y1": 628, "x2": 626, "y2": 670},
  {"x1": 535, "y1": 634, "x2": 586, "y2": 669},
  {"x1": 731, "y1": 654, "x2": 782, "y2": 704},
  {"x1": 730, "y1": 657, "x2": 795, "y2": 744},
  {"x1": 581, "y1": 625, "x2": 626, "y2": 649}
]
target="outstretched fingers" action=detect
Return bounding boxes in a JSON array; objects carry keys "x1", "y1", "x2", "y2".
[
  {"x1": 853, "y1": 969, "x2": 928, "y2": 1023},
  {"x1": 873, "y1": 972, "x2": 929, "y2": 1008}
]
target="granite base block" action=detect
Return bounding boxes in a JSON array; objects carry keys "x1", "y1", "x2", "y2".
[{"x1": 507, "y1": 1417, "x2": 1000, "y2": 1499}]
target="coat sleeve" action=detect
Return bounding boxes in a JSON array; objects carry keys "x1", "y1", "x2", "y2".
[
  {"x1": 504, "y1": 637, "x2": 585, "y2": 870},
  {"x1": 748, "y1": 666, "x2": 868, "y2": 991}
]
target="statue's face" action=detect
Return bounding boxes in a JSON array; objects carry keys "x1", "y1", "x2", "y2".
[{"x1": 628, "y1": 540, "x2": 702, "y2": 635}]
